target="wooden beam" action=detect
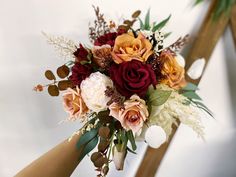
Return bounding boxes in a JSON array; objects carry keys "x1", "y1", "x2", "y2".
[{"x1": 135, "y1": 1, "x2": 231, "y2": 177}]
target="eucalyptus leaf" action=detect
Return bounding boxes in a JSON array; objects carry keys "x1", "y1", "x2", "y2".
[
  {"x1": 126, "y1": 130, "x2": 137, "y2": 151},
  {"x1": 182, "y1": 83, "x2": 199, "y2": 91},
  {"x1": 79, "y1": 136, "x2": 99, "y2": 161},
  {"x1": 149, "y1": 89, "x2": 172, "y2": 106},
  {"x1": 76, "y1": 128, "x2": 98, "y2": 150},
  {"x1": 182, "y1": 91, "x2": 202, "y2": 100},
  {"x1": 152, "y1": 14, "x2": 171, "y2": 32}
]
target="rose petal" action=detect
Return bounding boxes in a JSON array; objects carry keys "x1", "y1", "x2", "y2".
[
  {"x1": 145, "y1": 125, "x2": 166, "y2": 149},
  {"x1": 187, "y1": 58, "x2": 206, "y2": 80}
]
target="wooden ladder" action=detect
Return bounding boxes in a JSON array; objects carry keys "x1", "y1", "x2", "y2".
[{"x1": 135, "y1": 1, "x2": 236, "y2": 177}]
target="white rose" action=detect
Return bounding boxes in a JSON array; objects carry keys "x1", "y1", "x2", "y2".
[{"x1": 80, "y1": 72, "x2": 113, "y2": 113}]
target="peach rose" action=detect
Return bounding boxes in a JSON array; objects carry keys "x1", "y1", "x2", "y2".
[
  {"x1": 111, "y1": 32, "x2": 153, "y2": 64},
  {"x1": 159, "y1": 52, "x2": 186, "y2": 89},
  {"x1": 63, "y1": 86, "x2": 88, "y2": 121},
  {"x1": 109, "y1": 95, "x2": 148, "y2": 133}
]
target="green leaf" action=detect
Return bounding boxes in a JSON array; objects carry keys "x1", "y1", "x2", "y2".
[
  {"x1": 192, "y1": 101, "x2": 214, "y2": 117},
  {"x1": 126, "y1": 130, "x2": 137, "y2": 151},
  {"x1": 144, "y1": 9, "x2": 151, "y2": 30},
  {"x1": 149, "y1": 89, "x2": 172, "y2": 106},
  {"x1": 182, "y1": 91, "x2": 202, "y2": 100},
  {"x1": 79, "y1": 136, "x2": 99, "y2": 161},
  {"x1": 152, "y1": 14, "x2": 171, "y2": 32},
  {"x1": 76, "y1": 128, "x2": 98, "y2": 150},
  {"x1": 182, "y1": 83, "x2": 199, "y2": 91},
  {"x1": 164, "y1": 32, "x2": 172, "y2": 38},
  {"x1": 127, "y1": 147, "x2": 137, "y2": 154},
  {"x1": 194, "y1": 0, "x2": 204, "y2": 5}
]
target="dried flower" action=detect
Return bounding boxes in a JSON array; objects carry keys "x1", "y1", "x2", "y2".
[
  {"x1": 148, "y1": 85, "x2": 205, "y2": 140},
  {"x1": 92, "y1": 45, "x2": 113, "y2": 69},
  {"x1": 89, "y1": 6, "x2": 110, "y2": 43},
  {"x1": 165, "y1": 35, "x2": 189, "y2": 54},
  {"x1": 33, "y1": 84, "x2": 44, "y2": 92}
]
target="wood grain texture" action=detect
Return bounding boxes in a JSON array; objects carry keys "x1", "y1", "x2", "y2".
[
  {"x1": 230, "y1": 4, "x2": 236, "y2": 48},
  {"x1": 135, "y1": 1, "x2": 231, "y2": 177}
]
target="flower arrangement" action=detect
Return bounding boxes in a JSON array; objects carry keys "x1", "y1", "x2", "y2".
[{"x1": 34, "y1": 7, "x2": 212, "y2": 176}]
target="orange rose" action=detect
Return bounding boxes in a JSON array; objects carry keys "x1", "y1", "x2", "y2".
[
  {"x1": 109, "y1": 95, "x2": 148, "y2": 133},
  {"x1": 111, "y1": 32, "x2": 153, "y2": 64},
  {"x1": 159, "y1": 52, "x2": 186, "y2": 89},
  {"x1": 63, "y1": 86, "x2": 88, "y2": 121}
]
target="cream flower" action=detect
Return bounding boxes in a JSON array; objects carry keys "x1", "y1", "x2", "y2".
[
  {"x1": 80, "y1": 72, "x2": 113, "y2": 113},
  {"x1": 148, "y1": 85, "x2": 205, "y2": 140},
  {"x1": 109, "y1": 95, "x2": 149, "y2": 133},
  {"x1": 63, "y1": 86, "x2": 88, "y2": 121}
]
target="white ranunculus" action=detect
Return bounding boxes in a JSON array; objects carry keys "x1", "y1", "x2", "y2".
[
  {"x1": 145, "y1": 125, "x2": 166, "y2": 149},
  {"x1": 80, "y1": 72, "x2": 113, "y2": 113},
  {"x1": 187, "y1": 58, "x2": 206, "y2": 80}
]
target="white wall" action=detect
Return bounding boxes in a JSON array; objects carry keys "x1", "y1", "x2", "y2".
[{"x1": 0, "y1": 0, "x2": 235, "y2": 177}]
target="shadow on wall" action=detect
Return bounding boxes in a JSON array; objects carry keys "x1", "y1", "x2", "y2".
[{"x1": 223, "y1": 27, "x2": 236, "y2": 126}]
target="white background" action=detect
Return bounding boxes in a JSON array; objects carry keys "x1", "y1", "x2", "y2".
[{"x1": 0, "y1": 0, "x2": 236, "y2": 177}]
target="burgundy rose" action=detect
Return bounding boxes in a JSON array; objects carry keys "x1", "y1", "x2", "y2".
[
  {"x1": 94, "y1": 32, "x2": 118, "y2": 47},
  {"x1": 73, "y1": 44, "x2": 89, "y2": 62},
  {"x1": 69, "y1": 64, "x2": 93, "y2": 86},
  {"x1": 109, "y1": 60, "x2": 157, "y2": 98}
]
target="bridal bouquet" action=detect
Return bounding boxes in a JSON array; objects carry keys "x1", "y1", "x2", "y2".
[{"x1": 34, "y1": 7, "x2": 212, "y2": 176}]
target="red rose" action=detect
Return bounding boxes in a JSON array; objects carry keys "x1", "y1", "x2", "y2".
[
  {"x1": 69, "y1": 64, "x2": 93, "y2": 86},
  {"x1": 109, "y1": 60, "x2": 157, "y2": 98},
  {"x1": 73, "y1": 44, "x2": 89, "y2": 62},
  {"x1": 94, "y1": 30, "x2": 125, "y2": 47}
]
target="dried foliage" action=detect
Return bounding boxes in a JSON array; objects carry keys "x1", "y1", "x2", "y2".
[
  {"x1": 48, "y1": 85, "x2": 59, "y2": 96},
  {"x1": 165, "y1": 34, "x2": 189, "y2": 54},
  {"x1": 105, "y1": 86, "x2": 125, "y2": 107},
  {"x1": 45, "y1": 70, "x2": 56, "y2": 80},
  {"x1": 89, "y1": 6, "x2": 110, "y2": 43},
  {"x1": 56, "y1": 65, "x2": 70, "y2": 79},
  {"x1": 42, "y1": 32, "x2": 78, "y2": 59},
  {"x1": 118, "y1": 10, "x2": 141, "y2": 32}
]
